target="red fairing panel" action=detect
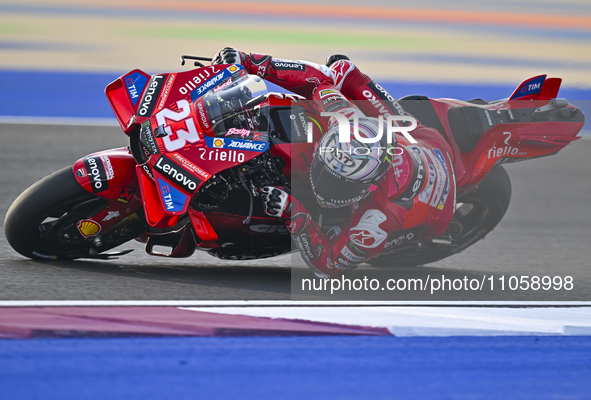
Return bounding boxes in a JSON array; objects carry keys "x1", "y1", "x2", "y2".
[
  {"x1": 139, "y1": 66, "x2": 274, "y2": 183},
  {"x1": 427, "y1": 98, "x2": 583, "y2": 190},
  {"x1": 105, "y1": 69, "x2": 152, "y2": 134},
  {"x1": 73, "y1": 147, "x2": 138, "y2": 199},
  {"x1": 72, "y1": 147, "x2": 143, "y2": 231}
]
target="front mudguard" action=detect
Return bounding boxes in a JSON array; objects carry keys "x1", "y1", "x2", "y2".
[
  {"x1": 72, "y1": 147, "x2": 144, "y2": 232},
  {"x1": 73, "y1": 147, "x2": 139, "y2": 202}
]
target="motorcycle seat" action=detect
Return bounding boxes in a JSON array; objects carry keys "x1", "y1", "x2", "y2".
[
  {"x1": 447, "y1": 106, "x2": 487, "y2": 153},
  {"x1": 398, "y1": 95, "x2": 447, "y2": 143}
]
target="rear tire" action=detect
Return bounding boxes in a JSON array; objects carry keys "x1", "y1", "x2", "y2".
[
  {"x1": 368, "y1": 165, "x2": 512, "y2": 267},
  {"x1": 5, "y1": 167, "x2": 106, "y2": 260}
]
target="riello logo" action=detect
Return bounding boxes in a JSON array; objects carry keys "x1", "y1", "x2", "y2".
[{"x1": 307, "y1": 112, "x2": 419, "y2": 144}]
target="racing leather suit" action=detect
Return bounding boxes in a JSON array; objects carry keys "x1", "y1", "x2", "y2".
[{"x1": 220, "y1": 51, "x2": 456, "y2": 278}]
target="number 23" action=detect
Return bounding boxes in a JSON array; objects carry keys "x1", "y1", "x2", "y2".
[{"x1": 155, "y1": 99, "x2": 200, "y2": 152}]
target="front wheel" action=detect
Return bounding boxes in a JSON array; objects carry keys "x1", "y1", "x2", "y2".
[
  {"x1": 368, "y1": 164, "x2": 512, "y2": 267},
  {"x1": 5, "y1": 167, "x2": 139, "y2": 260}
]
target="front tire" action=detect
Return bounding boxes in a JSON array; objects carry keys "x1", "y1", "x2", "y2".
[
  {"x1": 5, "y1": 167, "x2": 107, "y2": 259},
  {"x1": 368, "y1": 164, "x2": 512, "y2": 267}
]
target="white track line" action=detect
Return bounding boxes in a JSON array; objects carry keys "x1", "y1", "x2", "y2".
[
  {"x1": 183, "y1": 306, "x2": 591, "y2": 336},
  {"x1": 1, "y1": 300, "x2": 591, "y2": 307}
]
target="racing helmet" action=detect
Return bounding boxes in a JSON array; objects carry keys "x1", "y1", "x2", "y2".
[{"x1": 310, "y1": 117, "x2": 393, "y2": 208}]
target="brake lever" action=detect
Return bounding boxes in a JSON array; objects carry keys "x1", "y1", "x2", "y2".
[{"x1": 180, "y1": 55, "x2": 213, "y2": 67}]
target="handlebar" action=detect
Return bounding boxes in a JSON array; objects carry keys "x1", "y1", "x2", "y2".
[{"x1": 180, "y1": 55, "x2": 213, "y2": 67}]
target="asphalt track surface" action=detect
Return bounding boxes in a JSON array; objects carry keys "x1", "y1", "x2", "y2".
[{"x1": 0, "y1": 122, "x2": 590, "y2": 301}]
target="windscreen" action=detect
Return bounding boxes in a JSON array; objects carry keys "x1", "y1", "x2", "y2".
[{"x1": 202, "y1": 74, "x2": 269, "y2": 140}]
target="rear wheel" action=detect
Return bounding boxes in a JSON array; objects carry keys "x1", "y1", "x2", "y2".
[
  {"x1": 5, "y1": 167, "x2": 136, "y2": 260},
  {"x1": 368, "y1": 165, "x2": 512, "y2": 267}
]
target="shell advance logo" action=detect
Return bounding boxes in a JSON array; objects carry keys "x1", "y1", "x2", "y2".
[
  {"x1": 205, "y1": 136, "x2": 269, "y2": 153},
  {"x1": 190, "y1": 65, "x2": 243, "y2": 101}
]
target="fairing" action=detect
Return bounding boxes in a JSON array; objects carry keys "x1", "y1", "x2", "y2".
[{"x1": 95, "y1": 67, "x2": 585, "y2": 258}]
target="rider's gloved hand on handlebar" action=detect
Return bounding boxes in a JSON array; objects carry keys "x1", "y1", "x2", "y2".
[
  {"x1": 260, "y1": 186, "x2": 292, "y2": 218},
  {"x1": 212, "y1": 47, "x2": 246, "y2": 66}
]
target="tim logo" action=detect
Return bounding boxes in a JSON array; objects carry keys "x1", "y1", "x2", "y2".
[
  {"x1": 123, "y1": 71, "x2": 148, "y2": 106},
  {"x1": 514, "y1": 76, "x2": 545, "y2": 98},
  {"x1": 521, "y1": 83, "x2": 541, "y2": 93}
]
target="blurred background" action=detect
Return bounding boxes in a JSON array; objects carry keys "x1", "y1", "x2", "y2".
[{"x1": 0, "y1": 0, "x2": 590, "y2": 121}]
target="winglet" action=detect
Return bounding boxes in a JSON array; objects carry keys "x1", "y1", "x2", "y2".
[
  {"x1": 538, "y1": 77, "x2": 562, "y2": 99},
  {"x1": 509, "y1": 75, "x2": 546, "y2": 100}
]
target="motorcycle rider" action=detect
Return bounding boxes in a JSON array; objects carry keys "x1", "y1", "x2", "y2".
[{"x1": 212, "y1": 48, "x2": 456, "y2": 278}]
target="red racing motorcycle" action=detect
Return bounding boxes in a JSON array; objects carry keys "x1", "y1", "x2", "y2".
[{"x1": 4, "y1": 56, "x2": 585, "y2": 267}]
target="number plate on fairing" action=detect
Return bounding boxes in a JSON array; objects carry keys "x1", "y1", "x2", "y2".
[{"x1": 135, "y1": 65, "x2": 271, "y2": 223}]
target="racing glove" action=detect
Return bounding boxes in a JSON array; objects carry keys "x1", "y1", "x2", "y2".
[
  {"x1": 212, "y1": 47, "x2": 247, "y2": 66},
  {"x1": 260, "y1": 186, "x2": 293, "y2": 218},
  {"x1": 260, "y1": 187, "x2": 338, "y2": 278}
]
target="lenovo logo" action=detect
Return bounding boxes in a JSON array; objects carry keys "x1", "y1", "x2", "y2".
[{"x1": 153, "y1": 156, "x2": 199, "y2": 194}]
